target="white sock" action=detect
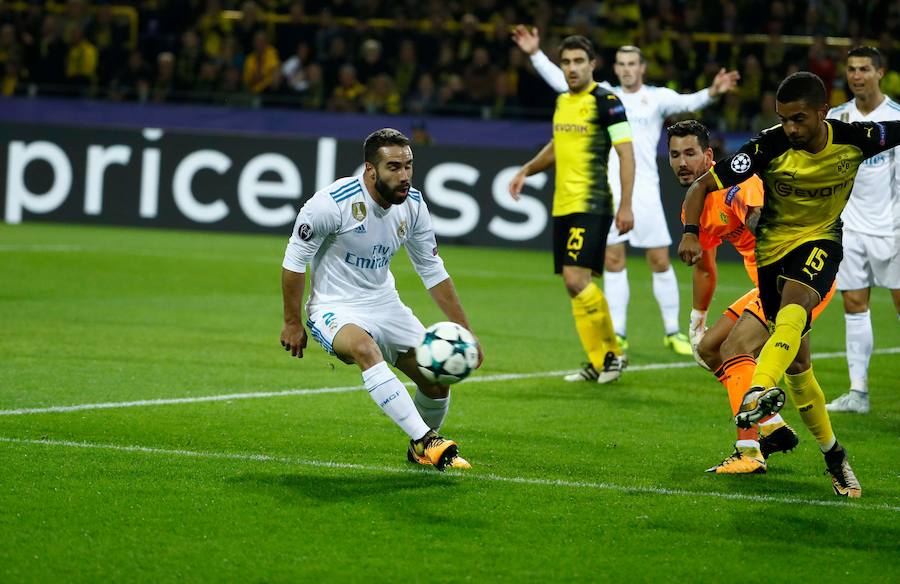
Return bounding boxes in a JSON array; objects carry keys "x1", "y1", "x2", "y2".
[
  {"x1": 652, "y1": 266, "x2": 681, "y2": 335},
  {"x1": 845, "y1": 310, "x2": 872, "y2": 393},
  {"x1": 414, "y1": 390, "x2": 450, "y2": 431},
  {"x1": 362, "y1": 362, "x2": 430, "y2": 440},
  {"x1": 820, "y1": 436, "x2": 837, "y2": 453},
  {"x1": 604, "y1": 268, "x2": 629, "y2": 337},
  {"x1": 736, "y1": 439, "x2": 761, "y2": 451}
]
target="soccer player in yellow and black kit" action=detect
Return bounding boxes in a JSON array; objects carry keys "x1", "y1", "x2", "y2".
[
  {"x1": 679, "y1": 72, "x2": 900, "y2": 498},
  {"x1": 509, "y1": 35, "x2": 636, "y2": 384}
]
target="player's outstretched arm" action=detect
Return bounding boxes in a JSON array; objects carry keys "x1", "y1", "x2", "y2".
[
  {"x1": 678, "y1": 171, "x2": 717, "y2": 266},
  {"x1": 613, "y1": 140, "x2": 635, "y2": 234},
  {"x1": 428, "y1": 277, "x2": 483, "y2": 368},
  {"x1": 512, "y1": 24, "x2": 568, "y2": 93},
  {"x1": 509, "y1": 140, "x2": 555, "y2": 200},
  {"x1": 281, "y1": 268, "x2": 308, "y2": 358}
]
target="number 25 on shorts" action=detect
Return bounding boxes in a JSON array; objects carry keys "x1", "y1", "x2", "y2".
[{"x1": 567, "y1": 227, "x2": 585, "y2": 260}]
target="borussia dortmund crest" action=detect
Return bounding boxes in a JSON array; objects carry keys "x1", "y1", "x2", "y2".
[
  {"x1": 836, "y1": 154, "x2": 851, "y2": 175},
  {"x1": 397, "y1": 220, "x2": 408, "y2": 238},
  {"x1": 352, "y1": 202, "x2": 367, "y2": 221}
]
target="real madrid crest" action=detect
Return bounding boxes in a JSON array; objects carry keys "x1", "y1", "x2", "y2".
[
  {"x1": 397, "y1": 220, "x2": 408, "y2": 238},
  {"x1": 351, "y1": 202, "x2": 367, "y2": 221}
]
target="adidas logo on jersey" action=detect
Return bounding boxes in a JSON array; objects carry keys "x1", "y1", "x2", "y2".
[{"x1": 354, "y1": 224, "x2": 367, "y2": 234}]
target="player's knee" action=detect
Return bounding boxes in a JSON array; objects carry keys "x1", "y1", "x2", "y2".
[
  {"x1": 698, "y1": 335, "x2": 721, "y2": 366},
  {"x1": 840, "y1": 291, "x2": 869, "y2": 313},
  {"x1": 348, "y1": 338, "x2": 383, "y2": 369},
  {"x1": 647, "y1": 253, "x2": 671, "y2": 272},
  {"x1": 605, "y1": 257, "x2": 625, "y2": 273},
  {"x1": 418, "y1": 381, "x2": 450, "y2": 399}
]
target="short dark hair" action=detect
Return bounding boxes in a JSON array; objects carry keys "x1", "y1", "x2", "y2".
[
  {"x1": 558, "y1": 35, "x2": 596, "y2": 60},
  {"x1": 364, "y1": 128, "x2": 410, "y2": 164},
  {"x1": 776, "y1": 72, "x2": 827, "y2": 108},
  {"x1": 617, "y1": 45, "x2": 645, "y2": 64},
  {"x1": 666, "y1": 119, "x2": 710, "y2": 150},
  {"x1": 847, "y1": 46, "x2": 883, "y2": 69}
]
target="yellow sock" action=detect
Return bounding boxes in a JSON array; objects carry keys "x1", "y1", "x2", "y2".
[
  {"x1": 572, "y1": 283, "x2": 619, "y2": 368},
  {"x1": 783, "y1": 367, "x2": 836, "y2": 452},
  {"x1": 751, "y1": 303, "x2": 807, "y2": 388}
]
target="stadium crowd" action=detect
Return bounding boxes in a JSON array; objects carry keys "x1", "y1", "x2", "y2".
[{"x1": 1, "y1": 0, "x2": 899, "y2": 130}]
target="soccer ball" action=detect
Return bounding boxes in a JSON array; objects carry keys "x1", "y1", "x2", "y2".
[{"x1": 415, "y1": 321, "x2": 479, "y2": 384}]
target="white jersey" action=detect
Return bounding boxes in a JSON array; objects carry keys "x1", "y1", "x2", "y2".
[
  {"x1": 827, "y1": 96, "x2": 900, "y2": 236},
  {"x1": 530, "y1": 51, "x2": 713, "y2": 197},
  {"x1": 282, "y1": 176, "x2": 449, "y2": 310}
]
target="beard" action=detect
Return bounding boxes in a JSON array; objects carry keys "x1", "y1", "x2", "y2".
[{"x1": 374, "y1": 172, "x2": 408, "y2": 205}]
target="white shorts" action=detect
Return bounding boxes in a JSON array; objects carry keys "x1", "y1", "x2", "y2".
[
  {"x1": 607, "y1": 179, "x2": 672, "y2": 248},
  {"x1": 306, "y1": 300, "x2": 425, "y2": 365},
  {"x1": 837, "y1": 230, "x2": 900, "y2": 290}
]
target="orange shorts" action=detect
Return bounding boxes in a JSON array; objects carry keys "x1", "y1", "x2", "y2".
[{"x1": 724, "y1": 282, "x2": 836, "y2": 325}]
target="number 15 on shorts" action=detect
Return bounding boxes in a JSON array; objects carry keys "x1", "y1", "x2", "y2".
[{"x1": 803, "y1": 246, "x2": 827, "y2": 280}]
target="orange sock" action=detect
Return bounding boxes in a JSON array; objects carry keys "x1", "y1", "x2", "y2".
[{"x1": 717, "y1": 354, "x2": 758, "y2": 442}]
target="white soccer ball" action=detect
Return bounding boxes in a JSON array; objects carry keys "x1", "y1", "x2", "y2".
[{"x1": 415, "y1": 321, "x2": 479, "y2": 385}]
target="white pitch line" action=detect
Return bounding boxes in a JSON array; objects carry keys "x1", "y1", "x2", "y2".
[
  {"x1": 1, "y1": 436, "x2": 896, "y2": 513},
  {"x1": 2, "y1": 347, "x2": 898, "y2": 417}
]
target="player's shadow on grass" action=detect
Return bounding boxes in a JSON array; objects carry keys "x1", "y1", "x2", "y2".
[{"x1": 228, "y1": 470, "x2": 459, "y2": 503}]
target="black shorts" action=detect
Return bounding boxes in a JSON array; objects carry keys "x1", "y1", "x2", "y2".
[
  {"x1": 552, "y1": 213, "x2": 613, "y2": 274},
  {"x1": 757, "y1": 239, "x2": 843, "y2": 325}
]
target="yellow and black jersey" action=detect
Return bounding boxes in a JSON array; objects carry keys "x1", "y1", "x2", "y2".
[
  {"x1": 552, "y1": 82, "x2": 632, "y2": 217},
  {"x1": 710, "y1": 119, "x2": 900, "y2": 266}
]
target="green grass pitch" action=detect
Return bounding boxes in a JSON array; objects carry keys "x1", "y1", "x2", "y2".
[{"x1": 1, "y1": 223, "x2": 898, "y2": 583}]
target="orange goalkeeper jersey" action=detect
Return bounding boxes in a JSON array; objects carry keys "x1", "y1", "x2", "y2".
[{"x1": 682, "y1": 172, "x2": 764, "y2": 285}]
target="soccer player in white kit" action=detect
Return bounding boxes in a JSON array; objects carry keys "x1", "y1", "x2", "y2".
[
  {"x1": 280, "y1": 128, "x2": 483, "y2": 471},
  {"x1": 825, "y1": 46, "x2": 900, "y2": 414},
  {"x1": 512, "y1": 26, "x2": 739, "y2": 355}
]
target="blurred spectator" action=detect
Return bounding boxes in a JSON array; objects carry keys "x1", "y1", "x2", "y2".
[
  {"x1": 2, "y1": 58, "x2": 27, "y2": 97},
  {"x1": 807, "y1": 36, "x2": 836, "y2": 100},
  {"x1": 276, "y1": 1, "x2": 314, "y2": 59},
  {"x1": 329, "y1": 63, "x2": 365, "y2": 112},
  {"x1": 109, "y1": 50, "x2": 151, "y2": 102},
  {"x1": 364, "y1": 73, "x2": 402, "y2": 114},
  {"x1": 738, "y1": 54, "x2": 763, "y2": 113},
  {"x1": 235, "y1": 1, "x2": 265, "y2": 53},
  {"x1": 242, "y1": 30, "x2": 280, "y2": 94},
  {"x1": 176, "y1": 30, "x2": 205, "y2": 91},
  {"x1": 719, "y1": 92, "x2": 745, "y2": 131},
  {"x1": 28, "y1": 14, "x2": 67, "y2": 89},
  {"x1": 196, "y1": 0, "x2": 231, "y2": 59},
  {"x1": 463, "y1": 46, "x2": 498, "y2": 107},
  {"x1": 281, "y1": 41, "x2": 310, "y2": 93},
  {"x1": 357, "y1": 38, "x2": 387, "y2": 85},
  {"x1": 406, "y1": 72, "x2": 438, "y2": 115},
  {"x1": 152, "y1": 51, "x2": 176, "y2": 102},
  {"x1": 393, "y1": 39, "x2": 418, "y2": 97},
  {"x1": 0, "y1": 24, "x2": 23, "y2": 69},
  {"x1": 750, "y1": 91, "x2": 779, "y2": 133},
  {"x1": 64, "y1": 25, "x2": 98, "y2": 90},
  {"x1": 299, "y1": 62, "x2": 325, "y2": 109},
  {"x1": 89, "y1": 3, "x2": 128, "y2": 83}
]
